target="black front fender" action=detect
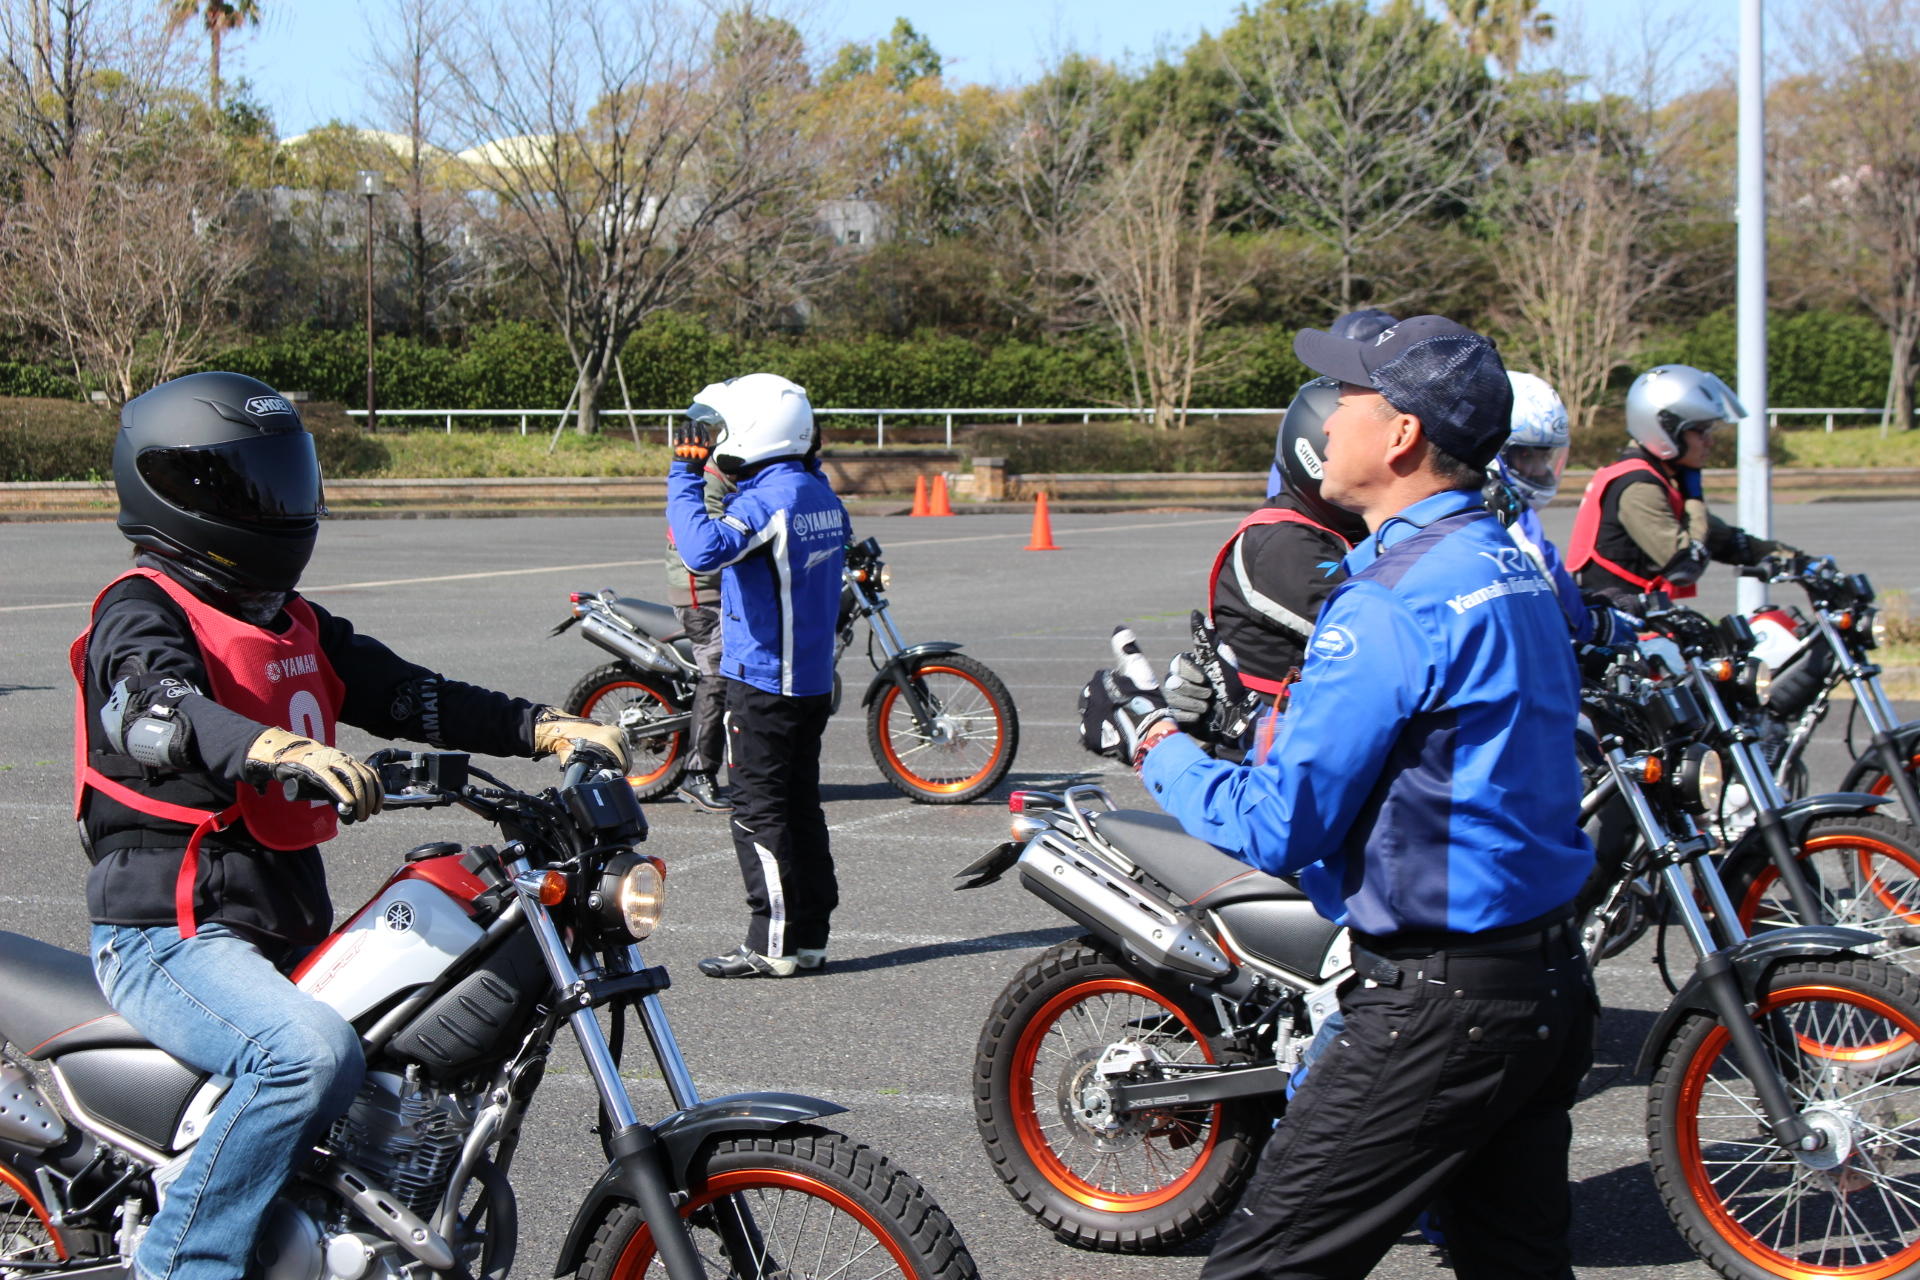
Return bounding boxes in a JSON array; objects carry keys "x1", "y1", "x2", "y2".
[
  {"x1": 1721, "y1": 792, "x2": 1894, "y2": 874},
  {"x1": 551, "y1": 1092, "x2": 848, "y2": 1277},
  {"x1": 1634, "y1": 926, "x2": 1881, "y2": 1077},
  {"x1": 859, "y1": 642, "x2": 966, "y2": 709},
  {"x1": 1840, "y1": 722, "x2": 1920, "y2": 792}
]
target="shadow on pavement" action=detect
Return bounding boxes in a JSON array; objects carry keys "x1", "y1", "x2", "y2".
[{"x1": 827, "y1": 925, "x2": 1082, "y2": 974}]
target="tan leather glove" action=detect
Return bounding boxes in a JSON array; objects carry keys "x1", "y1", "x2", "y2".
[
  {"x1": 245, "y1": 726, "x2": 382, "y2": 823},
  {"x1": 532, "y1": 707, "x2": 632, "y2": 773}
]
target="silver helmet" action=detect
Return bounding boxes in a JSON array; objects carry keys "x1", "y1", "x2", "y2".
[{"x1": 1625, "y1": 364, "x2": 1746, "y2": 460}]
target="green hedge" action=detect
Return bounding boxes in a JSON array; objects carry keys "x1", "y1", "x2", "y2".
[
  {"x1": 970, "y1": 418, "x2": 1281, "y2": 473},
  {"x1": 0, "y1": 398, "x2": 116, "y2": 481},
  {"x1": 1641, "y1": 309, "x2": 1892, "y2": 416},
  {"x1": 0, "y1": 361, "x2": 82, "y2": 400}
]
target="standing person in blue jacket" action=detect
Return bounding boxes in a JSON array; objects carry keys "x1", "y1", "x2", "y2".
[
  {"x1": 667, "y1": 374, "x2": 849, "y2": 979},
  {"x1": 1082, "y1": 316, "x2": 1596, "y2": 1279}
]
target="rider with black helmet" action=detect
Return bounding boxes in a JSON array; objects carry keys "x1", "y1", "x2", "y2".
[{"x1": 77, "y1": 372, "x2": 630, "y2": 1280}]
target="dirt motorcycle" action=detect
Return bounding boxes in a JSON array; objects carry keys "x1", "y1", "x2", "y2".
[
  {"x1": 964, "y1": 661, "x2": 1920, "y2": 1278},
  {"x1": 1739, "y1": 553, "x2": 1920, "y2": 823},
  {"x1": 1610, "y1": 594, "x2": 1920, "y2": 967},
  {"x1": 1575, "y1": 648, "x2": 1920, "y2": 1280},
  {"x1": 552, "y1": 536, "x2": 1018, "y2": 805},
  {"x1": 953, "y1": 785, "x2": 1347, "y2": 1252},
  {"x1": 0, "y1": 750, "x2": 975, "y2": 1280}
]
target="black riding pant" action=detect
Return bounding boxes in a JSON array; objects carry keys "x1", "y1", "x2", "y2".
[
  {"x1": 724, "y1": 679, "x2": 836, "y2": 956},
  {"x1": 674, "y1": 604, "x2": 727, "y2": 775},
  {"x1": 1200, "y1": 936, "x2": 1597, "y2": 1280}
]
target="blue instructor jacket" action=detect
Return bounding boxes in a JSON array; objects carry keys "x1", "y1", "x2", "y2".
[
  {"x1": 667, "y1": 459, "x2": 847, "y2": 698},
  {"x1": 1141, "y1": 489, "x2": 1592, "y2": 939}
]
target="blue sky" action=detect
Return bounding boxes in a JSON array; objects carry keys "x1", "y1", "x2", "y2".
[{"x1": 229, "y1": 0, "x2": 1778, "y2": 141}]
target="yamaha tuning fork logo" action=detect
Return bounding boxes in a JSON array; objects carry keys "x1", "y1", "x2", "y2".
[{"x1": 382, "y1": 901, "x2": 415, "y2": 932}]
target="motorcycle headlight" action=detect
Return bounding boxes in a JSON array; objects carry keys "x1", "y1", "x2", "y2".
[
  {"x1": 877, "y1": 564, "x2": 892, "y2": 591},
  {"x1": 1754, "y1": 662, "x2": 1774, "y2": 702},
  {"x1": 1676, "y1": 744, "x2": 1726, "y2": 814},
  {"x1": 1868, "y1": 609, "x2": 1886, "y2": 651},
  {"x1": 594, "y1": 853, "x2": 667, "y2": 940}
]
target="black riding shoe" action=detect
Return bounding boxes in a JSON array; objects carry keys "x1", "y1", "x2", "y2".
[
  {"x1": 698, "y1": 945, "x2": 799, "y2": 978},
  {"x1": 678, "y1": 773, "x2": 733, "y2": 813}
]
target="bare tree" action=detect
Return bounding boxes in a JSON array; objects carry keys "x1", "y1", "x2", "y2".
[
  {"x1": 0, "y1": 0, "x2": 178, "y2": 182},
  {"x1": 0, "y1": 0, "x2": 247, "y2": 403},
  {"x1": 699, "y1": 9, "x2": 849, "y2": 338},
  {"x1": 983, "y1": 51, "x2": 1113, "y2": 334},
  {"x1": 2, "y1": 152, "x2": 254, "y2": 402},
  {"x1": 1777, "y1": 0, "x2": 1920, "y2": 429},
  {"x1": 1489, "y1": 26, "x2": 1705, "y2": 429},
  {"x1": 1492, "y1": 141, "x2": 1676, "y2": 430},
  {"x1": 365, "y1": 0, "x2": 471, "y2": 338},
  {"x1": 1073, "y1": 127, "x2": 1251, "y2": 430},
  {"x1": 444, "y1": 0, "x2": 830, "y2": 433},
  {"x1": 1222, "y1": 0, "x2": 1500, "y2": 309}
]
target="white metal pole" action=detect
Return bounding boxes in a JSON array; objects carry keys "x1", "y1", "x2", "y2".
[{"x1": 1736, "y1": 0, "x2": 1771, "y2": 613}]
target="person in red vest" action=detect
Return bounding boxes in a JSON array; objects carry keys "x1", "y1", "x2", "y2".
[
  {"x1": 74, "y1": 372, "x2": 628, "y2": 1280},
  {"x1": 1568, "y1": 364, "x2": 1794, "y2": 606},
  {"x1": 1168, "y1": 313, "x2": 1395, "y2": 746}
]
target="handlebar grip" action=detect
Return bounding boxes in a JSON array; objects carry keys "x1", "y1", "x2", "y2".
[{"x1": 1736, "y1": 565, "x2": 1768, "y2": 579}]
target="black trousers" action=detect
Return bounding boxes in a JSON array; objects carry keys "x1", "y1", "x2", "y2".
[
  {"x1": 1201, "y1": 937, "x2": 1597, "y2": 1280},
  {"x1": 724, "y1": 679, "x2": 836, "y2": 956},
  {"x1": 674, "y1": 605, "x2": 727, "y2": 775}
]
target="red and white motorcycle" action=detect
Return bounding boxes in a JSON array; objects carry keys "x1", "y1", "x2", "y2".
[{"x1": 0, "y1": 751, "x2": 976, "y2": 1280}]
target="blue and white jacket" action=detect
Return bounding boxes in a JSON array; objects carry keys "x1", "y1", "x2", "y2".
[
  {"x1": 1509, "y1": 505, "x2": 1592, "y2": 643},
  {"x1": 667, "y1": 460, "x2": 847, "y2": 698},
  {"x1": 1142, "y1": 489, "x2": 1592, "y2": 939}
]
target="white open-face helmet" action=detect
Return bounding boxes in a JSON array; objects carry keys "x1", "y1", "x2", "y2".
[
  {"x1": 688, "y1": 373, "x2": 816, "y2": 474},
  {"x1": 1496, "y1": 371, "x2": 1570, "y2": 510},
  {"x1": 1625, "y1": 364, "x2": 1746, "y2": 461}
]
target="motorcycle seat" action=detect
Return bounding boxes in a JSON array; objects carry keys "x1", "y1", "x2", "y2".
[
  {"x1": 0, "y1": 930, "x2": 153, "y2": 1059},
  {"x1": 609, "y1": 597, "x2": 686, "y2": 643},
  {"x1": 1091, "y1": 811, "x2": 1307, "y2": 908}
]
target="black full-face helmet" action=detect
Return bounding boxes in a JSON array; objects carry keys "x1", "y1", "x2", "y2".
[
  {"x1": 1276, "y1": 377, "x2": 1368, "y2": 542},
  {"x1": 114, "y1": 372, "x2": 325, "y2": 594}
]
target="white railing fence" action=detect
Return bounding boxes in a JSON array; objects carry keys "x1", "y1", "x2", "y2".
[
  {"x1": 344, "y1": 405, "x2": 1918, "y2": 448},
  {"x1": 344, "y1": 406, "x2": 1277, "y2": 448}
]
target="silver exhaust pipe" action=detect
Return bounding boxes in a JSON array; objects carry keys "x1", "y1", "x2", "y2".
[
  {"x1": 1018, "y1": 837, "x2": 1231, "y2": 980},
  {"x1": 579, "y1": 613, "x2": 682, "y2": 676}
]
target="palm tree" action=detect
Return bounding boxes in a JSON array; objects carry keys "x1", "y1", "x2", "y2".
[
  {"x1": 166, "y1": 0, "x2": 262, "y2": 112},
  {"x1": 1444, "y1": 0, "x2": 1555, "y2": 75}
]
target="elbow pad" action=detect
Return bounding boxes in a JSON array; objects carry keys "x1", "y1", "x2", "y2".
[{"x1": 99, "y1": 676, "x2": 198, "y2": 770}]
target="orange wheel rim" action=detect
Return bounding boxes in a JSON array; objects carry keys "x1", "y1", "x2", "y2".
[
  {"x1": 1866, "y1": 755, "x2": 1920, "y2": 803},
  {"x1": 1740, "y1": 832, "x2": 1920, "y2": 934},
  {"x1": 1009, "y1": 977, "x2": 1220, "y2": 1212},
  {"x1": 608, "y1": 1167, "x2": 918, "y2": 1278},
  {"x1": 1675, "y1": 983, "x2": 1920, "y2": 1278},
  {"x1": 581, "y1": 681, "x2": 683, "y2": 789},
  {"x1": 0, "y1": 1161, "x2": 67, "y2": 1262},
  {"x1": 876, "y1": 666, "x2": 1006, "y2": 794}
]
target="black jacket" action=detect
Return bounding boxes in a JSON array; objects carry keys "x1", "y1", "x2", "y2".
[
  {"x1": 1210, "y1": 492, "x2": 1353, "y2": 687},
  {"x1": 80, "y1": 561, "x2": 538, "y2": 952}
]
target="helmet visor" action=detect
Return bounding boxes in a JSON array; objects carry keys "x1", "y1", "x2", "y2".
[
  {"x1": 136, "y1": 433, "x2": 324, "y2": 528},
  {"x1": 1500, "y1": 442, "x2": 1567, "y2": 488}
]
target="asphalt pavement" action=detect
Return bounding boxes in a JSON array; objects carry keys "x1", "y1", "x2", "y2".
[{"x1": 3, "y1": 500, "x2": 1919, "y2": 1280}]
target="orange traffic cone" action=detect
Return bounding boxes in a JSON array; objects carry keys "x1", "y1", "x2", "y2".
[
  {"x1": 910, "y1": 474, "x2": 930, "y2": 517},
  {"x1": 929, "y1": 473, "x2": 954, "y2": 516},
  {"x1": 1025, "y1": 491, "x2": 1058, "y2": 551}
]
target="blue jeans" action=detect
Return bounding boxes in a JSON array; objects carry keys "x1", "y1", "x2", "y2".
[{"x1": 91, "y1": 924, "x2": 364, "y2": 1280}]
